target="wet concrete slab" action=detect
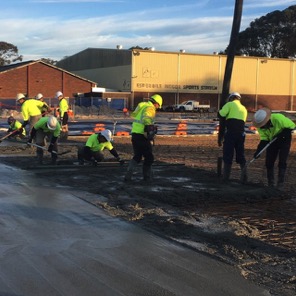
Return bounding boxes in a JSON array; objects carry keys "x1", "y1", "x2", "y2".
[{"x1": 0, "y1": 163, "x2": 270, "y2": 296}]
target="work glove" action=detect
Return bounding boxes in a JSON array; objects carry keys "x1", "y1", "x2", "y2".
[
  {"x1": 48, "y1": 143, "x2": 54, "y2": 153},
  {"x1": 276, "y1": 128, "x2": 292, "y2": 140},
  {"x1": 253, "y1": 140, "x2": 269, "y2": 159},
  {"x1": 144, "y1": 125, "x2": 157, "y2": 141}
]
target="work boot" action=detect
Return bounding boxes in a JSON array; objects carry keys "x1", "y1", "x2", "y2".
[
  {"x1": 240, "y1": 164, "x2": 248, "y2": 184},
  {"x1": 267, "y1": 168, "x2": 275, "y2": 187},
  {"x1": 124, "y1": 159, "x2": 138, "y2": 182},
  {"x1": 143, "y1": 164, "x2": 153, "y2": 182},
  {"x1": 277, "y1": 168, "x2": 286, "y2": 190},
  {"x1": 222, "y1": 163, "x2": 232, "y2": 182}
]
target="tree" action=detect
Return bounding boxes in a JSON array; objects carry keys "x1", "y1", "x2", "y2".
[
  {"x1": 223, "y1": 5, "x2": 296, "y2": 58},
  {"x1": 0, "y1": 41, "x2": 23, "y2": 66},
  {"x1": 41, "y1": 58, "x2": 58, "y2": 66}
]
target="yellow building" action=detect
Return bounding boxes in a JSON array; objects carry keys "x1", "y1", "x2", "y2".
[{"x1": 56, "y1": 48, "x2": 296, "y2": 111}]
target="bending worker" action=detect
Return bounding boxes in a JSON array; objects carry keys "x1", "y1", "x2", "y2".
[
  {"x1": 218, "y1": 92, "x2": 248, "y2": 183},
  {"x1": 78, "y1": 129, "x2": 123, "y2": 165},
  {"x1": 16, "y1": 93, "x2": 51, "y2": 133},
  {"x1": 7, "y1": 116, "x2": 26, "y2": 140},
  {"x1": 252, "y1": 107, "x2": 295, "y2": 189},
  {"x1": 124, "y1": 94, "x2": 163, "y2": 182},
  {"x1": 27, "y1": 116, "x2": 61, "y2": 165}
]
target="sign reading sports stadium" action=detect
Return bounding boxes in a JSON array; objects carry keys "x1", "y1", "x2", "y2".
[{"x1": 135, "y1": 83, "x2": 218, "y2": 92}]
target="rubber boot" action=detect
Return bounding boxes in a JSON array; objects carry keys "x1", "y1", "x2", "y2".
[
  {"x1": 277, "y1": 168, "x2": 286, "y2": 190},
  {"x1": 37, "y1": 149, "x2": 43, "y2": 165},
  {"x1": 240, "y1": 164, "x2": 248, "y2": 184},
  {"x1": 77, "y1": 147, "x2": 85, "y2": 165},
  {"x1": 267, "y1": 168, "x2": 275, "y2": 187},
  {"x1": 124, "y1": 159, "x2": 138, "y2": 182},
  {"x1": 223, "y1": 163, "x2": 232, "y2": 182},
  {"x1": 143, "y1": 164, "x2": 153, "y2": 182}
]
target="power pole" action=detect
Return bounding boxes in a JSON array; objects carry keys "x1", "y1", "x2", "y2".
[{"x1": 218, "y1": 0, "x2": 244, "y2": 146}]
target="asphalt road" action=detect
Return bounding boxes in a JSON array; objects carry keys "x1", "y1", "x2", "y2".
[{"x1": 0, "y1": 163, "x2": 270, "y2": 296}]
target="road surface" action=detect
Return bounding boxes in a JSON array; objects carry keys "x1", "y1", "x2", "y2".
[{"x1": 0, "y1": 163, "x2": 270, "y2": 296}]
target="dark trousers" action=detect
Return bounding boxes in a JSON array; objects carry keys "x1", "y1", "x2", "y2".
[
  {"x1": 78, "y1": 146, "x2": 104, "y2": 162},
  {"x1": 223, "y1": 131, "x2": 246, "y2": 165},
  {"x1": 266, "y1": 135, "x2": 291, "y2": 170},
  {"x1": 131, "y1": 133, "x2": 154, "y2": 166}
]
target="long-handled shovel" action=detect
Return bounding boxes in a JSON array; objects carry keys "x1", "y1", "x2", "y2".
[
  {"x1": 247, "y1": 137, "x2": 278, "y2": 166},
  {"x1": 27, "y1": 142, "x2": 71, "y2": 156},
  {"x1": 0, "y1": 128, "x2": 22, "y2": 143}
]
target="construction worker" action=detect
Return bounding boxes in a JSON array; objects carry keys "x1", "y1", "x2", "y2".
[
  {"x1": 77, "y1": 129, "x2": 124, "y2": 165},
  {"x1": 55, "y1": 91, "x2": 69, "y2": 139},
  {"x1": 124, "y1": 94, "x2": 163, "y2": 182},
  {"x1": 7, "y1": 116, "x2": 26, "y2": 140},
  {"x1": 35, "y1": 93, "x2": 50, "y2": 116},
  {"x1": 218, "y1": 92, "x2": 248, "y2": 183},
  {"x1": 16, "y1": 93, "x2": 51, "y2": 133},
  {"x1": 27, "y1": 116, "x2": 61, "y2": 164},
  {"x1": 252, "y1": 107, "x2": 295, "y2": 189}
]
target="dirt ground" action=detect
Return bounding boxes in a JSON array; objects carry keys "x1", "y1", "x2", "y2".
[{"x1": 0, "y1": 134, "x2": 295, "y2": 296}]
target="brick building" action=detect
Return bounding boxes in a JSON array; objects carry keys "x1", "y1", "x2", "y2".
[{"x1": 0, "y1": 60, "x2": 97, "y2": 109}]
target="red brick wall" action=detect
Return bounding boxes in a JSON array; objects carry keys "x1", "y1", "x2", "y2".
[{"x1": 0, "y1": 62, "x2": 96, "y2": 100}]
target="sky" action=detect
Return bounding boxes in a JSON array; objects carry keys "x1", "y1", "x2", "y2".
[{"x1": 1, "y1": 0, "x2": 296, "y2": 62}]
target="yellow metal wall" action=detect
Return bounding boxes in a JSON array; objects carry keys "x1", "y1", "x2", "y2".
[{"x1": 132, "y1": 50, "x2": 296, "y2": 98}]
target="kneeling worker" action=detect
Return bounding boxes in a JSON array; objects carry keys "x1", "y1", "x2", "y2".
[
  {"x1": 78, "y1": 129, "x2": 124, "y2": 165},
  {"x1": 7, "y1": 116, "x2": 26, "y2": 140},
  {"x1": 27, "y1": 116, "x2": 61, "y2": 164}
]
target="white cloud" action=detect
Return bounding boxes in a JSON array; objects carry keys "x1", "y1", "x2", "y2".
[{"x1": 1, "y1": 1, "x2": 294, "y2": 61}]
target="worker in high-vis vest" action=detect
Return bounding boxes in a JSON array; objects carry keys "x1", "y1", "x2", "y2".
[
  {"x1": 55, "y1": 91, "x2": 69, "y2": 139},
  {"x1": 218, "y1": 92, "x2": 248, "y2": 183},
  {"x1": 124, "y1": 94, "x2": 163, "y2": 182},
  {"x1": 7, "y1": 116, "x2": 26, "y2": 139},
  {"x1": 77, "y1": 129, "x2": 124, "y2": 165},
  {"x1": 27, "y1": 116, "x2": 61, "y2": 165},
  {"x1": 16, "y1": 93, "x2": 51, "y2": 133},
  {"x1": 252, "y1": 107, "x2": 295, "y2": 189}
]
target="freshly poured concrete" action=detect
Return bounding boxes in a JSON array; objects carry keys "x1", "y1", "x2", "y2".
[{"x1": 0, "y1": 163, "x2": 270, "y2": 296}]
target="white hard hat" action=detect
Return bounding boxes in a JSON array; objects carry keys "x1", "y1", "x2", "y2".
[
  {"x1": 35, "y1": 93, "x2": 43, "y2": 100},
  {"x1": 100, "y1": 129, "x2": 112, "y2": 142},
  {"x1": 228, "y1": 92, "x2": 241, "y2": 100},
  {"x1": 47, "y1": 116, "x2": 58, "y2": 130},
  {"x1": 16, "y1": 93, "x2": 25, "y2": 101},
  {"x1": 252, "y1": 107, "x2": 272, "y2": 128},
  {"x1": 55, "y1": 91, "x2": 63, "y2": 99}
]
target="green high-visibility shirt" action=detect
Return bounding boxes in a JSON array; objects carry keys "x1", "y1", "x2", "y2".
[
  {"x1": 257, "y1": 113, "x2": 295, "y2": 141},
  {"x1": 21, "y1": 99, "x2": 44, "y2": 121},
  {"x1": 59, "y1": 98, "x2": 69, "y2": 118},
  {"x1": 34, "y1": 116, "x2": 61, "y2": 138},
  {"x1": 131, "y1": 101, "x2": 156, "y2": 134},
  {"x1": 219, "y1": 100, "x2": 247, "y2": 121},
  {"x1": 86, "y1": 133, "x2": 113, "y2": 152}
]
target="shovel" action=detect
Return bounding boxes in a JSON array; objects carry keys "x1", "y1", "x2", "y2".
[
  {"x1": 248, "y1": 137, "x2": 278, "y2": 165},
  {"x1": 27, "y1": 142, "x2": 71, "y2": 156},
  {"x1": 0, "y1": 128, "x2": 22, "y2": 143}
]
